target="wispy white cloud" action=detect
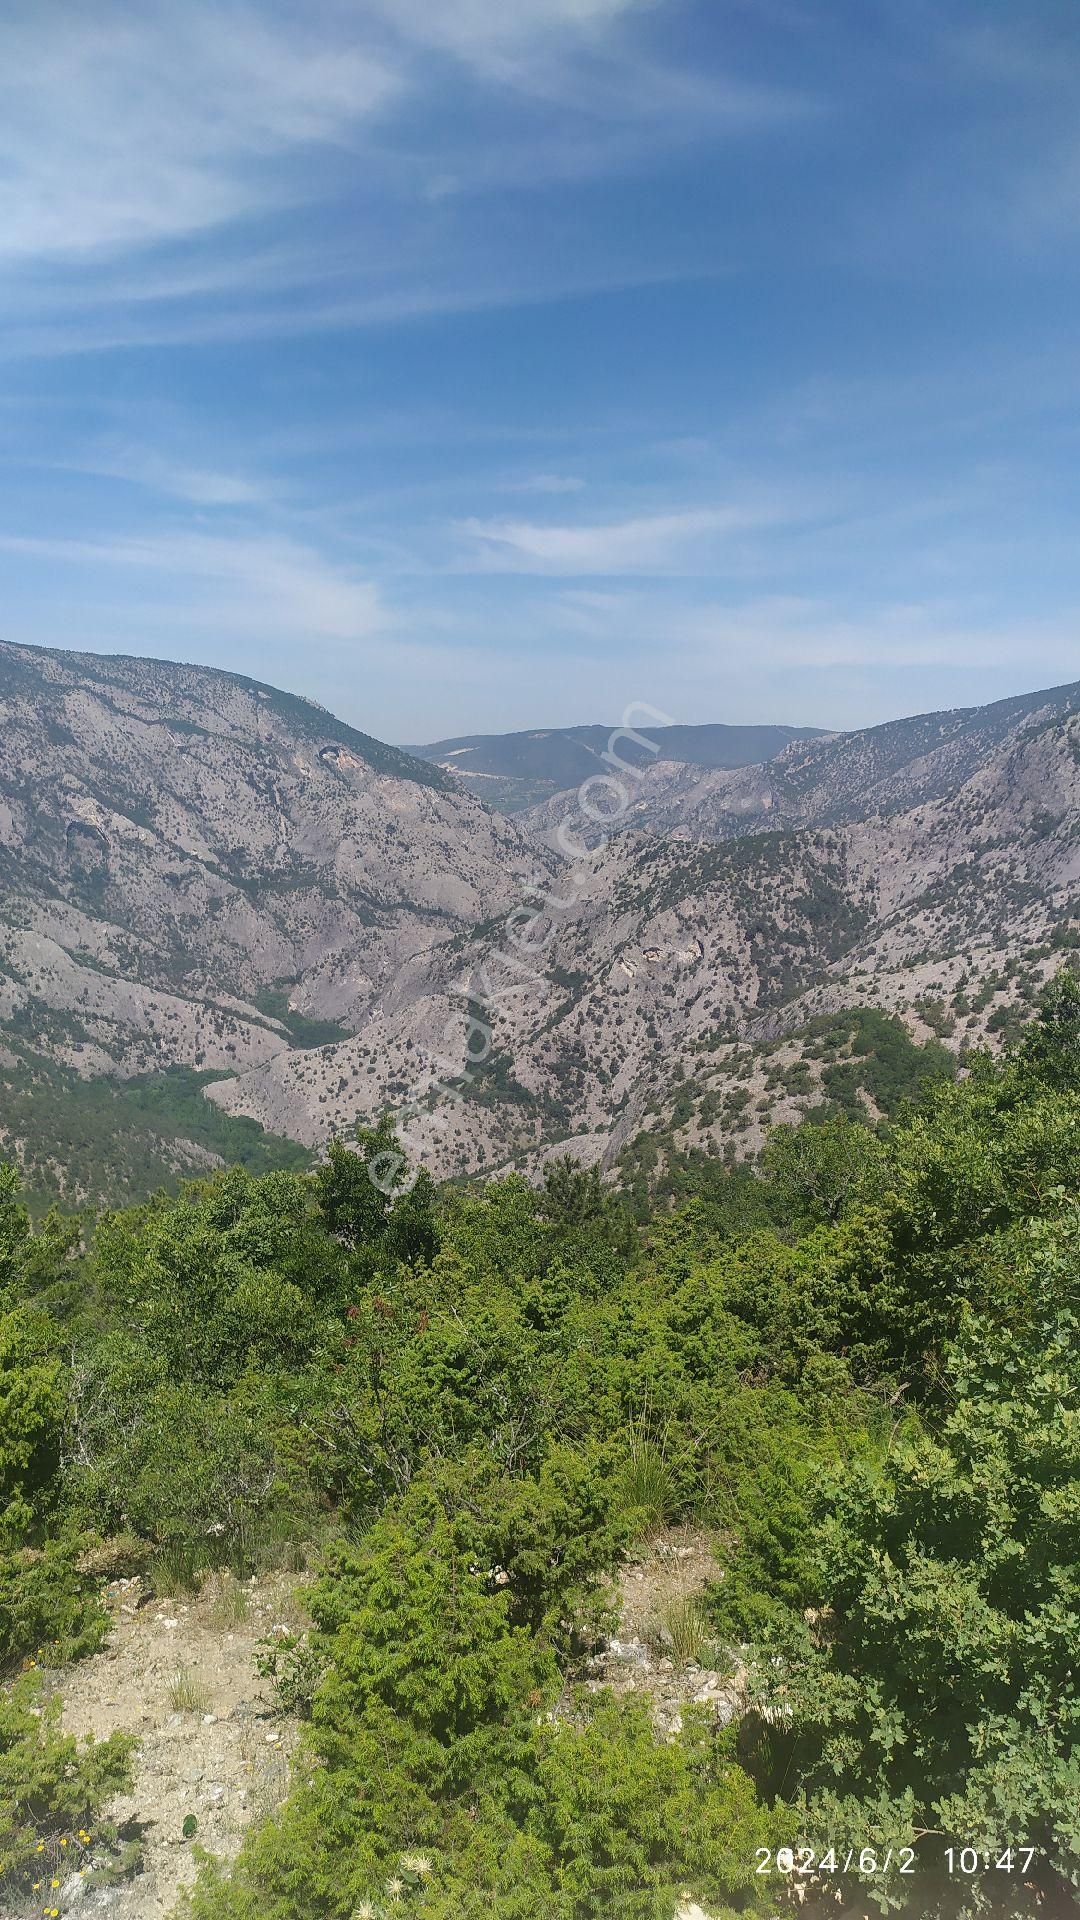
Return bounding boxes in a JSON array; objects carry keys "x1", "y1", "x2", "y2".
[
  {"x1": 53, "y1": 448, "x2": 268, "y2": 507},
  {"x1": 458, "y1": 503, "x2": 789, "y2": 573},
  {"x1": 0, "y1": 0, "x2": 816, "y2": 361},
  {"x1": 545, "y1": 584, "x2": 1080, "y2": 678},
  {"x1": 2, "y1": 0, "x2": 1070, "y2": 748},
  {"x1": 0, "y1": 528, "x2": 384, "y2": 642},
  {"x1": 505, "y1": 473, "x2": 587, "y2": 494},
  {"x1": 367, "y1": 0, "x2": 643, "y2": 72},
  {"x1": 368, "y1": 0, "x2": 806, "y2": 139},
  {"x1": 135, "y1": 466, "x2": 266, "y2": 509},
  {"x1": 0, "y1": 0, "x2": 804, "y2": 271},
  {"x1": 0, "y1": 3, "x2": 395, "y2": 261},
  {"x1": 0, "y1": 246, "x2": 725, "y2": 364}
]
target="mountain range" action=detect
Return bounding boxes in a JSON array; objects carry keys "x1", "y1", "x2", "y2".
[
  {"x1": 405, "y1": 720, "x2": 827, "y2": 812},
  {"x1": 2, "y1": 636, "x2": 1078, "y2": 1205}
]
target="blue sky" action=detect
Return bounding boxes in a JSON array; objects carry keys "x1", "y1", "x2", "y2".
[{"x1": 2, "y1": 0, "x2": 1079, "y2": 741}]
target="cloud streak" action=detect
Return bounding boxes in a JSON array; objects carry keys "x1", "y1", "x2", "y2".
[
  {"x1": 458, "y1": 503, "x2": 793, "y2": 574},
  {"x1": 2, "y1": 0, "x2": 1076, "y2": 743},
  {"x1": 545, "y1": 584, "x2": 1080, "y2": 680},
  {"x1": 0, "y1": 4, "x2": 396, "y2": 262},
  {"x1": 0, "y1": 528, "x2": 384, "y2": 643},
  {"x1": 0, "y1": 0, "x2": 815, "y2": 365}
]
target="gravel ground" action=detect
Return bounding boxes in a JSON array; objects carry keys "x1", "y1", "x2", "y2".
[
  {"x1": 578, "y1": 1528, "x2": 745, "y2": 1736},
  {"x1": 41, "y1": 1571, "x2": 303, "y2": 1919}
]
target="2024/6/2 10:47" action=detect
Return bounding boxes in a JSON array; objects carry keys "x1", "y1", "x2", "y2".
[{"x1": 754, "y1": 1845, "x2": 1039, "y2": 1877}]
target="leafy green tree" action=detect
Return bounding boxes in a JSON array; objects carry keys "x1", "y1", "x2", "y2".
[
  {"x1": 760, "y1": 1114, "x2": 888, "y2": 1227},
  {"x1": 0, "y1": 1307, "x2": 64, "y2": 1515},
  {"x1": 0, "y1": 1302, "x2": 105, "y2": 1668},
  {"x1": 91, "y1": 1167, "x2": 344, "y2": 1388},
  {"x1": 0, "y1": 1166, "x2": 30, "y2": 1305},
  {"x1": 539, "y1": 1158, "x2": 638, "y2": 1257},
  {"x1": 68, "y1": 1339, "x2": 318, "y2": 1568},
  {"x1": 757, "y1": 1205, "x2": 1080, "y2": 1914},
  {"x1": 316, "y1": 1118, "x2": 438, "y2": 1269},
  {"x1": 1016, "y1": 966, "x2": 1080, "y2": 1091}
]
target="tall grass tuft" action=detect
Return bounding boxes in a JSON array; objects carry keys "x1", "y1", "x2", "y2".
[
  {"x1": 618, "y1": 1421, "x2": 676, "y2": 1533},
  {"x1": 208, "y1": 1573, "x2": 249, "y2": 1629},
  {"x1": 167, "y1": 1666, "x2": 209, "y2": 1715},
  {"x1": 662, "y1": 1593, "x2": 710, "y2": 1668},
  {"x1": 148, "y1": 1542, "x2": 203, "y2": 1598}
]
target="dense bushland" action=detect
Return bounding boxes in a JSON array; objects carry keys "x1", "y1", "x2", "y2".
[{"x1": 2, "y1": 981, "x2": 1080, "y2": 1916}]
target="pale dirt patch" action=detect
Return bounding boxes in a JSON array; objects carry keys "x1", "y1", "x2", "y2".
[
  {"x1": 580, "y1": 1527, "x2": 745, "y2": 1736},
  {"x1": 45, "y1": 1571, "x2": 303, "y2": 1919}
]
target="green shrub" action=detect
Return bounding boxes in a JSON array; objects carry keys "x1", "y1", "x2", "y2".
[
  {"x1": 0, "y1": 1674, "x2": 134, "y2": 1907},
  {"x1": 750, "y1": 1206, "x2": 1080, "y2": 1914},
  {"x1": 5, "y1": 1008, "x2": 1080, "y2": 1920}
]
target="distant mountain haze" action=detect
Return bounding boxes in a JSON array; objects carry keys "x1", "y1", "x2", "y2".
[
  {"x1": 523, "y1": 677, "x2": 1080, "y2": 846},
  {"x1": 405, "y1": 721, "x2": 829, "y2": 812}
]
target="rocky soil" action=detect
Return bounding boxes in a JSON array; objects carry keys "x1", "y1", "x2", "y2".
[
  {"x1": 42, "y1": 1571, "x2": 303, "y2": 1920},
  {"x1": 580, "y1": 1529, "x2": 744, "y2": 1738}
]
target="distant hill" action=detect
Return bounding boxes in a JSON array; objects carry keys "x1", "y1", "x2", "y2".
[
  {"x1": 525, "y1": 678, "x2": 1080, "y2": 846},
  {"x1": 404, "y1": 720, "x2": 829, "y2": 812},
  {"x1": 221, "y1": 676, "x2": 1080, "y2": 1188}
]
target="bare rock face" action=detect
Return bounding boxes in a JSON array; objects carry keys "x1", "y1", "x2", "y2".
[
  {"x1": 0, "y1": 640, "x2": 540, "y2": 1017},
  {"x1": 3, "y1": 638, "x2": 1080, "y2": 1200},
  {"x1": 0, "y1": 640, "x2": 554, "y2": 1191}
]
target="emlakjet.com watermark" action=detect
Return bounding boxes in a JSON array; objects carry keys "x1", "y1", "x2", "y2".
[{"x1": 367, "y1": 702, "x2": 673, "y2": 1193}]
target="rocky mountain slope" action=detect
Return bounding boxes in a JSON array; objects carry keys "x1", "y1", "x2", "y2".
[
  {"x1": 2, "y1": 640, "x2": 1079, "y2": 1201},
  {"x1": 0, "y1": 640, "x2": 548, "y2": 1199},
  {"x1": 527, "y1": 677, "x2": 1080, "y2": 846},
  {"x1": 211, "y1": 681, "x2": 1080, "y2": 1182}
]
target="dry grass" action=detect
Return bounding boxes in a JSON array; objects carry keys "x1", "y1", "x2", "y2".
[
  {"x1": 660, "y1": 1593, "x2": 710, "y2": 1667},
  {"x1": 167, "y1": 1665, "x2": 209, "y2": 1715},
  {"x1": 207, "y1": 1573, "x2": 250, "y2": 1629}
]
